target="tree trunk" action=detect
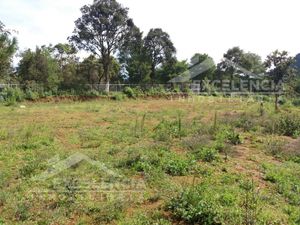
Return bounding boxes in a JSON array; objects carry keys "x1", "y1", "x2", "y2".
[
  {"x1": 105, "y1": 80, "x2": 110, "y2": 93},
  {"x1": 102, "y1": 57, "x2": 110, "y2": 93}
]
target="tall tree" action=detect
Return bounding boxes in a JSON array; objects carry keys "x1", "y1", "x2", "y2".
[
  {"x1": 52, "y1": 43, "x2": 79, "y2": 89},
  {"x1": 144, "y1": 28, "x2": 176, "y2": 82},
  {"x1": 18, "y1": 46, "x2": 61, "y2": 92},
  {"x1": 118, "y1": 26, "x2": 151, "y2": 84},
  {"x1": 217, "y1": 47, "x2": 264, "y2": 80},
  {"x1": 156, "y1": 58, "x2": 189, "y2": 83},
  {"x1": 189, "y1": 53, "x2": 216, "y2": 80},
  {"x1": 265, "y1": 50, "x2": 296, "y2": 110},
  {"x1": 69, "y1": 0, "x2": 134, "y2": 92},
  {"x1": 0, "y1": 21, "x2": 18, "y2": 82}
]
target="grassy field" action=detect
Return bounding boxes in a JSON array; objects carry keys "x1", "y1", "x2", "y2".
[{"x1": 0, "y1": 96, "x2": 300, "y2": 224}]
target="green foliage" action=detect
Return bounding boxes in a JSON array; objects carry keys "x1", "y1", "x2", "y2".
[
  {"x1": 144, "y1": 28, "x2": 176, "y2": 82},
  {"x1": 69, "y1": 0, "x2": 132, "y2": 92},
  {"x1": 292, "y1": 98, "x2": 300, "y2": 107},
  {"x1": 196, "y1": 147, "x2": 219, "y2": 162},
  {"x1": 1, "y1": 87, "x2": 24, "y2": 105},
  {"x1": 24, "y1": 89, "x2": 39, "y2": 100},
  {"x1": 226, "y1": 129, "x2": 242, "y2": 145},
  {"x1": 111, "y1": 92, "x2": 126, "y2": 101},
  {"x1": 162, "y1": 154, "x2": 191, "y2": 176},
  {"x1": 0, "y1": 22, "x2": 18, "y2": 81},
  {"x1": 241, "y1": 180, "x2": 260, "y2": 225},
  {"x1": 263, "y1": 162, "x2": 300, "y2": 206},
  {"x1": 85, "y1": 200, "x2": 125, "y2": 223},
  {"x1": 153, "y1": 118, "x2": 186, "y2": 141},
  {"x1": 168, "y1": 187, "x2": 221, "y2": 224},
  {"x1": 18, "y1": 46, "x2": 61, "y2": 92},
  {"x1": 276, "y1": 113, "x2": 300, "y2": 137},
  {"x1": 120, "y1": 212, "x2": 171, "y2": 225},
  {"x1": 215, "y1": 126, "x2": 242, "y2": 145},
  {"x1": 15, "y1": 202, "x2": 30, "y2": 221},
  {"x1": 264, "y1": 136, "x2": 285, "y2": 156},
  {"x1": 123, "y1": 86, "x2": 135, "y2": 98}
]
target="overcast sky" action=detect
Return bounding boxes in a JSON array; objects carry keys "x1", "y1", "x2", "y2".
[{"x1": 1, "y1": 0, "x2": 299, "y2": 63}]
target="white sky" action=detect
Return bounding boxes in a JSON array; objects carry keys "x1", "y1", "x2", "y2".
[{"x1": 1, "y1": 0, "x2": 300, "y2": 63}]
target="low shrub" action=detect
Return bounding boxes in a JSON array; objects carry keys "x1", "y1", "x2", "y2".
[
  {"x1": 276, "y1": 113, "x2": 300, "y2": 137},
  {"x1": 264, "y1": 136, "x2": 285, "y2": 156},
  {"x1": 168, "y1": 187, "x2": 220, "y2": 224},
  {"x1": 196, "y1": 147, "x2": 219, "y2": 162},
  {"x1": 292, "y1": 99, "x2": 300, "y2": 107},
  {"x1": 112, "y1": 93, "x2": 126, "y2": 101},
  {"x1": 1, "y1": 87, "x2": 24, "y2": 105},
  {"x1": 153, "y1": 119, "x2": 186, "y2": 141},
  {"x1": 85, "y1": 89, "x2": 100, "y2": 97},
  {"x1": 123, "y1": 87, "x2": 135, "y2": 98},
  {"x1": 25, "y1": 89, "x2": 39, "y2": 100},
  {"x1": 162, "y1": 154, "x2": 191, "y2": 176},
  {"x1": 263, "y1": 162, "x2": 300, "y2": 206}
]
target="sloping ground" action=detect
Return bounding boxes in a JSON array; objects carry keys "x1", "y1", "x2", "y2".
[{"x1": 0, "y1": 97, "x2": 299, "y2": 224}]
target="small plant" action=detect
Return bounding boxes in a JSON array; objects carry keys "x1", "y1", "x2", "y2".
[
  {"x1": 264, "y1": 136, "x2": 285, "y2": 156},
  {"x1": 2, "y1": 87, "x2": 24, "y2": 106},
  {"x1": 292, "y1": 99, "x2": 300, "y2": 107},
  {"x1": 163, "y1": 154, "x2": 191, "y2": 176},
  {"x1": 168, "y1": 187, "x2": 220, "y2": 224},
  {"x1": 153, "y1": 119, "x2": 186, "y2": 141},
  {"x1": 226, "y1": 129, "x2": 242, "y2": 145},
  {"x1": 259, "y1": 102, "x2": 265, "y2": 116},
  {"x1": 86, "y1": 200, "x2": 125, "y2": 223},
  {"x1": 123, "y1": 87, "x2": 135, "y2": 98},
  {"x1": 15, "y1": 202, "x2": 30, "y2": 221},
  {"x1": 25, "y1": 89, "x2": 39, "y2": 100},
  {"x1": 241, "y1": 180, "x2": 260, "y2": 225},
  {"x1": 276, "y1": 113, "x2": 300, "y2": 137},
  {"x1": 213, "y1": 111, "x2": 218, "y2": 131},
  {"x1": 196, "y1": 147, "x2": 218, "y2": 162},
  {"x1": 112, "y1": 92, "x2": 126, "y2": 101},
  {"x1": 133, "y1": 113, "x2": 147, "y2": 137}
]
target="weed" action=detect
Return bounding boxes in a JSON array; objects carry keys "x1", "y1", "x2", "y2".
[
  {"x1": 241, "y1": 180, "x2": 260, "y2": 225},
  {"x1": 196, "y1": 147, "x2": 219, "y2": 162},
  {"x1": 263, "y1": 162, "x2": 300, "y2": 206},
  {"x1": 163, "y1": 154, "x2": 191, "y2": 176},
  {"x1": 15, "y1": 202, "x2": 30, "y2": 221},
  {"x1": 153, "y1": 119, "x2": 186, "y2": 141},
  {"x1": 264, "y1": 136, "x2": 285, "y2": 156},
  {"x1": 168, "y1": 187, "x2": 221, "y2": 224}
]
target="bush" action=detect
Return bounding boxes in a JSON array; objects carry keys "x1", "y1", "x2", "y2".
[
  {"x1": 276, "y1": 113, "x2": 300, "y2": 137},
  {"x1": 86, "y1": 89, "x2": 100, "y2": 97},
  {"x1": 196, "y1": 147, "x2": 219, "y2": 162},
  {"x1": 163, "y1": 154, "x2": 191, "y2": 176},
  {"x1": 292, "y1": 99, "x2": 300, "y2": 107},
  {"x1": 24, "y1": 89, "x2": 39, "y2": 100},
  {"x1": 123, "y1": 87, "x2": 135, "y2": 98},
  {"x1": 215, "y1": 126, "x2": 242, "y2": 145},
  {"x1": 1, "y1": 87, "x2": 24, "y2": 105},
  {"x1": 153, "y1": 119, "x2": 186, "y2": 141},
  {"x1": 264, "y1": 136, "x2": 285, "y2": 156},
  {"x1": 226, "y1": 129, "x2": 242, "y2": 145},
  {"x1": 112, "y1": 93, "x2": 126, "y2": 101},
  {"x1": 168, "y1": 188, "x2": 220, "y2": 224}
]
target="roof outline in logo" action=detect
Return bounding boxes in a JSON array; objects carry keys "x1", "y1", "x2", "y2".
[
  {"x1": 168, "y1": 57, "x2": 264, "y2": 83},
  {"x1": 32, "y1": 152, "x2": 120, "y2": 182}
]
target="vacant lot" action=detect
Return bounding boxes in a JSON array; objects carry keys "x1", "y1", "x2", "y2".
[{"x1": 0, "y1": 96, "x2": 300, "y2": 224}]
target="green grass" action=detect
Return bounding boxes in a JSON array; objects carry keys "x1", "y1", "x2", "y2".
[{"x1": 0, "y1": 96, "x2": 299, "y2": 224}]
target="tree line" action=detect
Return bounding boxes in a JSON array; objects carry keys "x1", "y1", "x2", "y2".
[{"x1": 0, "y1": 0, "x2": 300, "y2": 95}]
